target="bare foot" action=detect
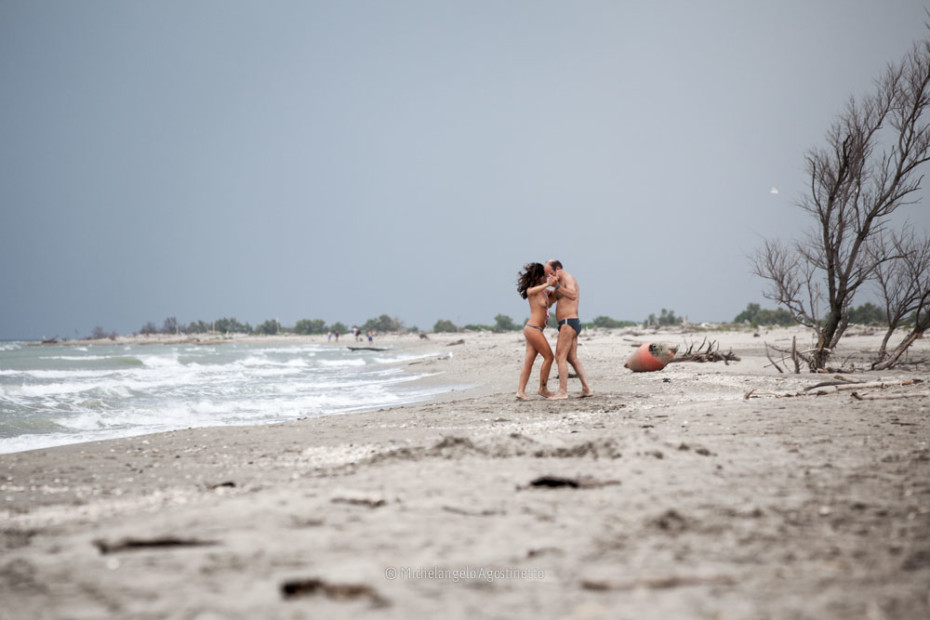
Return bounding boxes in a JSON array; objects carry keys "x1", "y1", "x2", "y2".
[
  {"x1": 547, "y1": 392, "x2": 569, "y2": 400},
  {"x1": 516, "y1": 392, "x2": 531, "y2": 401},
  {"x1": 538, "y1": 387, "x2": 553, "y2": 398},
  {"x1": 577, "y1": 389, "x2": 594, "y2": 398}
]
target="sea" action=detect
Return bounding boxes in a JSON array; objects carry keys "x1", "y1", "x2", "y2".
[{"x1": 0, "y1": 340, "x2": 460, "y2": 455}]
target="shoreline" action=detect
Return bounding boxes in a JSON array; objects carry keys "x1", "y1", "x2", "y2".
[
  {"x1": 1, "y1": 332, "x2": 480, "y2": 457},
  {"x1": 2, "y1": 327, "x2": 928, "y2": 618}
]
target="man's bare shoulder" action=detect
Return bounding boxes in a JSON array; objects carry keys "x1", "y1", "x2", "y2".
[{"x1": 561, "y1": 271, "x2": 578, "y2": 287}]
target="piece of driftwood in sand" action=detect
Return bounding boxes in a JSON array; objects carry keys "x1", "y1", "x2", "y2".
[
  {"x1": 582, "y1": 573, "x2": 736, "y2": 591},
  {"x1": 851, "y1": 391, "x2": 930, "y2": 401},
  {"x1": 523, "y1": 475, "x2": 621, "y2": 490},
  {"x1": 667, "y1": 338, "x2": 740, "y2": 365},
  {"x1": 765, "y1": 336, "x2": 802, "y2": 374},
  {"x1": 744, "y1": 378, "x2": 925, "y2": 399},
  {"x1": 346, "y1": 346, "x2": 388, "y2": 351},
  {"x1": 280, "y1": 577, "x2": 390, "y2": 607},
  {"x1": 94, "y1": 536, "x2": 218, "y2": 554},
  {"x1": 764, "y1": 336, "x2": 864, "y2": 374}
]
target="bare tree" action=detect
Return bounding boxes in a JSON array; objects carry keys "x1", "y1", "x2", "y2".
[
  {"x1": 870, "y1": 229, "x2": 930, "y2": 369},
  {"x1": 754, "y1": 33, "x2": 930, "y2": 371}
]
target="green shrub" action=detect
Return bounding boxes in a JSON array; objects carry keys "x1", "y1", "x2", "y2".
[{"x1": 433, "y1": 319, "x2": 459, "y2": 333}]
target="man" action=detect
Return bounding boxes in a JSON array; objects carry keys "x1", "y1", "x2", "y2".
[{"x1": 545, "y1": 259, "x2": 593, "y2": 399}]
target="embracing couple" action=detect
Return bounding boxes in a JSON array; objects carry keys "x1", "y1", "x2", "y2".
[{"x1": 516, "y1": 259, "x2": 593, "y2": 401}]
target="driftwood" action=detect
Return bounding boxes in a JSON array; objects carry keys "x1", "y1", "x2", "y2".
[
  {"x1": 94, "y1": 537, "x2": 218, "y2": 554},
  {"x1": 805, "y1": 379, "x2": 923, "y2": 394},
  {"x1": 764, "y1": 338, "x2": 871, "y2": 374},
  {"x1": 442, "y1": 505, "x2": 504, "y2": 517},
  {"x1": 803, "y1": 375, "x2": 864, "y2": 390},
  {"x1": 667, "y1": 338, "x2": 740, "y2": 365},
  {"x1": 582, "y1": 574, "x2": 736, "y2": 591},
  {"x1": 744, "y1": 378, "x2": 925, "y2": 399},
  {"x1": 330, "y1": 491, "x2": 387, "y2": 508},
  {"x1": 524, "y1": 475, "x2": 621, "y2": 490},
  {"x1": 281, "y1": 578, "x2": 389, "y2": 607},
  {"x1": 765, "y1": 343, "x2": 785, "y2": 374},
  {"x1": 851, "y1": 391, "x2": 930, "y2": 401},
  {"x1": 764, "y1": 336, "x2": 809, "y2": 373}
]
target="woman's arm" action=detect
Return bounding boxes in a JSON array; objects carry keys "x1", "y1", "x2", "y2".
[
  {"x1": 525, "y1": 281, "x2": 551, "y2": 297},
  {"x1": 527, "y1": 273, "x2": 559, "y2": 297}
]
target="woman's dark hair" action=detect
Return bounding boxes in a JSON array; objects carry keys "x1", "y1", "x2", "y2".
[{"x1": 517, "y1": 262, "x2": 546, "y2": 299}]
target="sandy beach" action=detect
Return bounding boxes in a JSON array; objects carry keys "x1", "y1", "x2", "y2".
[{"x1": 1, "y1": 327, "x2": 928, "y2": 619}]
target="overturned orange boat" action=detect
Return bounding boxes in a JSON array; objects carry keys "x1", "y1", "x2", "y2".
[{"x1": 624, "y1": 342, "x2": 678, "y2": 372}]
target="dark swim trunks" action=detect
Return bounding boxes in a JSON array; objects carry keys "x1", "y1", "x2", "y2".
[{"x1": 558, "y1": 318, "x2": 581, "y2": 335}]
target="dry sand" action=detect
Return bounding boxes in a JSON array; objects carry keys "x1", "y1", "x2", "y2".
[{"x1": 1, "y1": 327, "x2": 928, "y2": 619}]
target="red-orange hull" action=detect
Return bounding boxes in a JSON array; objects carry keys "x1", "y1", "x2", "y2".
[{"x1": 624, "y1": 342, "x2": 675, "y2": 372}]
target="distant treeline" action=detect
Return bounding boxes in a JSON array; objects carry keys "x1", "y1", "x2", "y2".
[
  {"x1": 88, "y1": 302, "x2": 892, "y2": 340},
  {"x1": 732, "y1": 302, "x2": 888, "y2": 328},
  {"x1": 133, "y1": 313, "x2": 638, "y2": 337}
]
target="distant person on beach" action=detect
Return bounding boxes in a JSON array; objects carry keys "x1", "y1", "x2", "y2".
[
  {"x1": 545, "y1": 259, "x2": 593, "y2": 399},
  {"x1": 367, "y1": 330, "x2": 374, "y2": 343},
  {"x1": 516, "y1": 262, "x2": 556, "y2": 400},
  {"x1": 353, "y1": 327, "x2": 361, "y2": 341}
]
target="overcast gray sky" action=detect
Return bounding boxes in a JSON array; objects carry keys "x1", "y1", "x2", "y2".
[{"x1": 2, "y1": 1, "x2": 929, "y2": 340}]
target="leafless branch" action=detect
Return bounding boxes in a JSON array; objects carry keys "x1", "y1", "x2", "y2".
[{"x1": 753, "y1": 31, "x2": 930, "y2": 370}]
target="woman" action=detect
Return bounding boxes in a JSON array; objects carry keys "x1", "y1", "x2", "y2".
[{"x1": 516, "y1": 262, "x2": 556, "y2": 400}]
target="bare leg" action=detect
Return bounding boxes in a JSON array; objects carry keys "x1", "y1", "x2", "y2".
[
  {"x1": 518, "y1": 326, "x2": 554, "y2": 399},
  {"x1": 525, "y1": 326, "x2": 553, "y2": 397},
  {"x1": 516, "y1": 339, "x2": 537, "y2": 400},
  {"x1": 537, "y1": 347, "x2": 554, "y2": 398},
  {"x1": 548, "y1": 326, "x2": 573, "y2": 400},
  {"x1": 567, "y1": 337, "x2": 592, "y2": 397}
]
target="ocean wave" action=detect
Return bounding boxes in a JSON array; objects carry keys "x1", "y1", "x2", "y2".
[
  {"x1": 0, "y1": 368, "x2": 119, "y2": 380},
  {"x1": 10, "y1": 381, "x2": 134, "y2": 400},
  {"x1": 0, "y1": 342, "x2": 462, "y2": 454},
  {"x1": 39, "y1": 354, "x2": 147, "y2": 368}
]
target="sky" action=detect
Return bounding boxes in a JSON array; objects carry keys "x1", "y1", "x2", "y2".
[{"x1": 2, "y1": 1, "x2": 930, "y2": 340}]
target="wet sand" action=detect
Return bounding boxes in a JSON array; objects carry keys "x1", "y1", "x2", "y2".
[{"x1": 2, "y1": 327, "x2": 929, "y2": 619}]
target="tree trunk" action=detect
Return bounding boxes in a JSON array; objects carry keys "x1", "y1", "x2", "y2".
[
  {"x1": 812, "y1": 312, "x2": 843, "y2": 370},
  {"x1": 872, "y1": 329, "x2": 925, "y2": 370},
  {"x1": 876, "y1": 327, "x2": 895, "y2": 363}
]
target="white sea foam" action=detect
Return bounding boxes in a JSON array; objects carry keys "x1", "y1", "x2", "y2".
[
  {"x1": 1, "y1": 369, "x2": 117, "y2": 380},
  {"x1": 0, "y1": 342, "x2": 460, "y2": 454},
  {"x1": 318, "y1": 357, "x2": 367, "y2": 368},
  {"x1": 138, "y1": 354, "x2": 181, "y2": 368}
]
